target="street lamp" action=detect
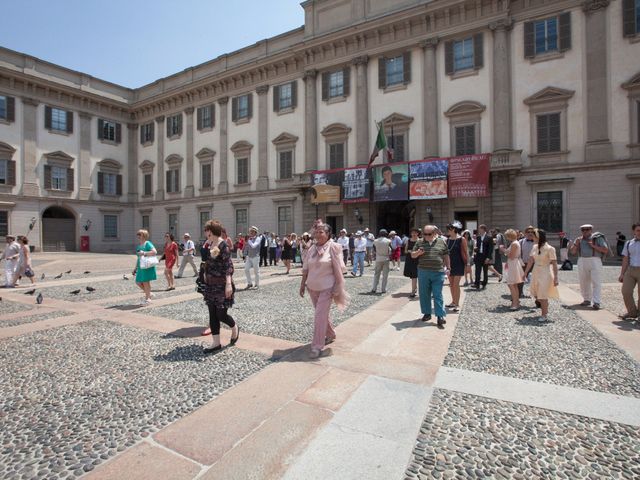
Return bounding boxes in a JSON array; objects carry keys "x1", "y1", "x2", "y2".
[
  {"x1": 354, "y1": 207, "x2": 363, "y2": 225},
  {"x1": 83, "y1": 219, "x2": 92, "y2": 231}
]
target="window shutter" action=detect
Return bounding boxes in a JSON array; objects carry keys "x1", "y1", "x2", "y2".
[
  {"x1": 537, "y1": 115, "x2": 548, "y2": 153},
  {"x1": 7, "y1": 160, "x2": 16, "y2": 186},
  {"x1": 176, "y1": 170, "x2": 180, "y2": 192},
  {"x1": 45, "y1": 106, "x2": 52, "y2": 129},
  {"x1": 549, "y1": 113, "x2": 561, "y2": 152},
  {"x1": 166, "y1": 119, "x2": 171, "y2": 137},
  {"x1": 559, "y1": 12, "x2": 571, "y2": 52},
  {"x1": 378, "y1": 57, "x2": 387, "y2": 89},
  {"x1": 291, "y1": 81, "x2": 297, "y2": 109},
  {"x1": 97, "y1": 172, "x2": 104, "y2": 194},
  {"x1": 66, "y1": 168, "x2": 74, "y2": 191},
  {"x1": 149, "y1": 122, "x2": 154, "y2": 142},
  {"x1": 66, "y1": 111, "x2": 73, "y2": 133},
  {"x1": 116, "y1": 174, "x2": 122, "y2": 196},
  {"x1": 44, "y1": 165, "x2": 52, "y2": 189},
  {"x1": 197, "y1": 106, "x2": 203, "y2": 130},
  {"x1": 524, "y1": 22, "x2": 535, "y2": 58},
  {"x1": 622, "y1": 0, "x2": 636, "y2": 37},
  {"x1": 321, "y1": 72, "x2": 329, "y2": 100},
  {"x1": 98, "y1": 119, "x2": 104, "y2": 140},
  {"x1": 177, "y1": 114, "x2": 182, "y2": 135},
  {"x1": 232, "y1": 97, "x2": 238, "y2": 122},
  {"x1": 210, "y1": 103, "x2": 215, "y2": 127},
  {"x1": 247, "y1": 94, "x2": 253, "y2": 119},
  {"x1": 445, "y1": 41, "x2": 454, "y2": 75},
  {"x1": 166, "y1": 170, "x2": 171, "y2": 192},
  {"x1": 343, "y1": 67, "x2": 351, "y2": 97},
  {"x1": 140, "y1": 125, "x2": 144, "y2": 144},
  {"x1": 115, "y1": 123, "x2": 121, "y2": 143},
  {"x1": 6, "y1": 97, "x2": 14, "y2": 122},
  {"x1": 473, "y1": 34, "x2": 484, "y2": 69},
  {"x1": 403, "y1": 51, "x2": 411, "y2": 84},
  {"x1": 466, "y1": 125, "x2": 475, "y2": 154},
  {"x1": 273, "y1": 85, "x2": 280, "y2": 112}
]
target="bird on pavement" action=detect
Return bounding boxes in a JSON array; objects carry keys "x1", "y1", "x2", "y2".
[
  {"x1": 40, "y1": 273, "x2": 46, "y2": 281},
  {"x1": 36, "y1": 293, "x2": 43, "y2": 304},
  {"x1": 86, "y1": 286, "x2": 96, "y2": 292},
  {"x1": 123, "y1": 274, "x2": 129, "y2": 280},
  {"x1": 24, "y1": 289, "x2": 36, "y2": 295},
  {"x1": 54, "y1": 273, "x2": 63, "y2": 279},
  {"x1": 65, "y1": 270, "x2": 72, "y2": 274},
  {"x1": 83, "y1": 271, "x2": 90, "y2": 274},
  {"x1": 70, "y1": 289, "x2": 81, "y2": 295}
]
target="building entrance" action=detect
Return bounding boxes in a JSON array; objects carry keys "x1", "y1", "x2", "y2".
[
  {"x1": 455, "y1": 211, "x2": 478, "y2": 234},
  {"x1": 42, "y1": 206, "x2": 76, "y2": 252},
  {"x1": 376, "y1": 201, "x2": 415, "y2": 235},
  {"x1": 325, "y1": 216, "x2": 342, "y2": 236}
]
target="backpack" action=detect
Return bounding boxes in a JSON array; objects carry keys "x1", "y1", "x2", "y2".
[
  {"x1": 591, "y1": 232, "x2": 613, "y2": 258},
  {"x1": 560, "y1": 259, "x2": 573, "y2": 271}
]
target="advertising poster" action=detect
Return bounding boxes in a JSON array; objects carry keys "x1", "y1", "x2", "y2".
[
  {"x1": 372, "y1": 163, "x2": 409, "y2": 202},
  {"x1": 341, "y1": 167, "x2": 370, "y2": 203},
  {"x1": 448, "y1": 154, "x2": 491, "y2": 198},
  {"x1": 409, "y1": 159, "x2": 449, "y2": 200},
  {"x1": 311, "y1": 170, "x2": 343, "y2": 203}
]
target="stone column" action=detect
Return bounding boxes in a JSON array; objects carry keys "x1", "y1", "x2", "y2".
[
  {"x1": 155, "y1": 115, "x2": 165, "y2": 201},
  {"x1": 256, "y1": 85, "x2": 270, "y2": 191},
  {"x1": 584, "y1": 0, "x2": 612, "y2": 162},
  {"x1": 353, "y1": 56, "x2": 369, "y2": 166},
  {"x1": 420, "y1": 38, "x2": 439, "y2": 157},
  {"x1": 303, "y1": 69, "x2": 318, "y2": 171},
  {"x1": 217, "y1": 97, "x2": 229, "y2": 194},
  {"x1": 127, "y1": 123, "x2": 138, "y2": 203},
  {"x1": 78, "y1": 112, "x2": 92, "y2": 201},
  {"x1": 490, "y1": 20, "x2": 513, "y2": 151},
  {"x1": 184, "y1": 107, "x2": 195, "y2": 198},
  {"x1": 21, "y1": 97, "x2": 39, "y2": 196}
]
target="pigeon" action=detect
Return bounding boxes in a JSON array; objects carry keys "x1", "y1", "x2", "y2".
[
  {"x1": 36, "y1": 293, "x2": 43, "y2": 304},
  {"x1": 70, "y1": 289, "x2": 81, "y2": 295},
  {"x1": 83, "y1": 271, "x2": 91, "y2": 274},
  {"x1": 65, "y1": 270, "x2": 72, "y2": 274},
  {"x1": 123, "y1": 274, "x2": 129, "y2": 280},
  {"x1": 86, "y1": 286, "x2": 96, "y2": 292},
  {"x1": 54, "y1": 273, "x2": 63, "y2": 279},
  {"x1": 40, "y1": 273, "x2": 46, "y2": 281},
  {"x1": 24, "y1": 289, "x2": 36, "y2": 295}
]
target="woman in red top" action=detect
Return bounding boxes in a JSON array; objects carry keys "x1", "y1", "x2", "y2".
[
  {"x1": 163, "y1": 232, "x2": 179, "y2": 290},
  {"x1": 235, "y1": 234, "x2": 245, "y2": 260}
]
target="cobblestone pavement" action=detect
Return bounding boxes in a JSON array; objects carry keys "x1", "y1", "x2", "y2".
[
  {"x1": 558, "y1": 265, "x2": 621, "y2": 285},
  {"x1": 0, "y1": 310, "x2": 71, "y2": 328},
  {"x1": 0, "y1": 299, "x2": 34, "y2": 315}
]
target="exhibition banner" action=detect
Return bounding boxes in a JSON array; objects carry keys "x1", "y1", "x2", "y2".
[
  {"x1": 448, "y1": 154, "x2": 491, "y2": 198},
  {"x1": 372, "y1": 163, "x2": 409, "y2": 202},
  {"x1": 341, "y1": 166, "x2": 370, "y2": 203},
  {"x1": 409, "y1": 159, "x2": 449, "y2": 200},
  {"x1": 311, "y1": 169, "x2": 343, "y2": 203}
]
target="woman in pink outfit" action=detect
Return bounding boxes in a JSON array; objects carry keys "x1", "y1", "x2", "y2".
[{"x1": 299, "y1": 223, "x2": 350, "y2": 358}]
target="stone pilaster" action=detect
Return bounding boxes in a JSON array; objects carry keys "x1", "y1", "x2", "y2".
[
  {"x1": 21, "y1": 97, "x2": 39, "y2": 196},
  {"x1": 155, "y1": 115, "x2": 165, "y2": 201},
  {"x1": 217, "y1": 96, "x2": 229, "y2": 194},
  {"x1": 583, "y1": 0, "x2": 612, "y2": 162},
  {"x1": 352, "y1": 56, "x2": 369, "y2": 166},
  {"x1": 303, "y1": 69, "x2": 318, "y2": 171},
  {"x1": 184, "y1": 107, "x2": 195, "y2": 198},
  {"x1": 256, "y1": 85, "x2": 270, "y2": 191},
  {"x1": 78, "y1": 112, "x2": 92, "y2": 201},
  {"x1": 490, "y1": 19, "x2": 513, "y2": 151},
  {"x1": 420, "y1": 39, "x2": 439, "y2": 157},
  {"x1": 127, "y1": 123, "x2": 138, "y2": 203}
]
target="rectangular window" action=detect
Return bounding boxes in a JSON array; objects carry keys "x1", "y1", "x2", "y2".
[
  {"x1": 278, "y1": 83, "x2": 292, "y2": 110},
  {"x1": 329, "y1": 71, "x2": 344, "y2": 98},
  {"x1": 237, "y1": 158, "x2": 249, "y2": 184},
  {"x1": 0, "y1": 210, "x2": 7, "y2": 237},
  {"x1": 141, "y1": 123, "x2": 154, "y2": 143},
  {"x1": 455, "y1": 125, "x2": 476, "y2": 156},
  {"x1": 278, "y1": 206, "x2": 292, "y2": 236},
  {"x1": 453, "y1": 38, "x2": 474, "y2": 72},
  {"x1": 168, "y1": 213, "x2": 178, "y2": 237},
  {"x1": 537, "y1": 191, "x2": 563, "y2": 232},
  {"x1": 198, "y1": 105, "x2": 213, "y2": 130},
  {"x1": 51, "y1": 108, "x2": 67, "y2": 132},
  {"x1": 167, "y1": 169, "x2": 180, "y2": 193},
  {"x1": 101, "y1": 120, "x2": 117, "y2": 141},
  {"x1": 0, "y1": 96, "x2": 6, "y2": 119},
  {"x1": 51, "y1": 166, "x2": 68, "y2": 190},
  {"x1": 237, "y1": 95, "x2": 249, "y2": 119},
  {"x1": 103, "y1": 172, "x2": 117, "y2": 195},
  {"x1": 199, "y1": 211, "x2": 210, "y2": 236},
  {"x1": 329, "y1": 143, "x2": 345, "y2": 169},
  {"x1": 385, "y1": 55, "x2": 404, "y2": 86},
  {"x1": 104, "y1": 215, "x2": 118, "y2": 239},
  {"x1": 143, "y1": 173, "x2": 152, "y2": 196},
  {"x1": 386, "y1": 134, "x2": 405, "y2": 162},
  {"x1": 168, "y1": 114, "x2": 181, "y2": 137},
  {"x1": 535, "y1": 18, "x2": 558, "y2": 54},
  {"x1": 235, "y1": 208, "x2": 248, "y2": 237},
  {"x1": 201, "y1": 163, "x2": 212, "y2": 189},
  {"x1": 279, "y1": 151, "x2": 293, "y2": 179},
  {"x1": 0, "y1": 159, "x2": 6, "y2": 185},
  {"x1": 141, "y1": 214, "x2": 150, "y2": 232},
  {"x1": 536, "y1": 113, "x2": 561, "y2": 153}
]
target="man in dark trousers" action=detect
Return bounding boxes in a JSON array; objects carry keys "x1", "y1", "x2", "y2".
[
  {"x1": 259, "y1": 231, "x2": 269, "y2": 267},
  {"x1": 473, "y1": 224, "x2": 493, "y2": 289}
]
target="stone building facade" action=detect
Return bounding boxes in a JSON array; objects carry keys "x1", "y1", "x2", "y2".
[{"x1": 0, "y1": 0, "x2": 639, "y2": 251}]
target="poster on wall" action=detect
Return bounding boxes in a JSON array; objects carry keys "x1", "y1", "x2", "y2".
[
  {"x1": 448, "y1": 154, "x2": 491, "y2": 198},
  {"x1": 409, "y1": 159, "x2": 449, "y2": 200},
  {"x1": 341, "y1": 167, "x2": 370, "y2": 203},
  {"x1": 372, "y1": 163, "x2": 409, "y2": 202},
  {"x1": 311, "y1": 169, "x2": 343, "y2": 203}
]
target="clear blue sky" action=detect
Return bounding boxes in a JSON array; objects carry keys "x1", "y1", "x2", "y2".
[{"x1": 1, "y1": 1, "x2": 305, "y2": 88}]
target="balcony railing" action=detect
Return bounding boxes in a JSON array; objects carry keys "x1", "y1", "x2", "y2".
[{"x1": 491, "y1": 149, "x2": 523, "y2": 171}]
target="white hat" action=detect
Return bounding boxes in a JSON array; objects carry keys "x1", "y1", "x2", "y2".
[
  {"x1": 389, "y1": 230, "x2": 397, "y2": 235},
  {"x1": 580, "y1": 224, "x2": 593, "y2": 229},
  {"x1": 184, "y1": 233, "x2": 191, "y2": 237},
  {"x1": 340, "y1": 228, "x2": 347, "y2": 233},
  {"x1": 249, "y1": 225, "x2": 259, "y2": 232},
  {"x1": 356, "y1": 230, "x2": 363, "y2": 236}
]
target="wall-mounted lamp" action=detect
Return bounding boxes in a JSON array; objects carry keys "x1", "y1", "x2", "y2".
[
  {"x1": 28, "y1": 217, "x2": 37, "y2": 231},
  {"x1": 425, "y1": 207, "x2": 434, "y2": 224},
  {"x1": 83, "y1": 219, "x2": 92, "y2": 231},
  {"x1": 354, "y1": 207, "x2": 363, "y2": 225}
]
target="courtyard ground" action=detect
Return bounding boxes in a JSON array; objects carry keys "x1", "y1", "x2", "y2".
[{"x1": 0, "y1": 252, "x2": 638, "y2": 479}]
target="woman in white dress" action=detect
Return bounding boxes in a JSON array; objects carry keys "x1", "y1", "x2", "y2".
[{"x1": 502, "y1": 229, "x2": 524, "y2": 310}]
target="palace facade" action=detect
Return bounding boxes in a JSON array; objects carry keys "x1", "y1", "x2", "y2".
[{"x1": 1, "y1": 0, "x2": 639, "y2": 251}]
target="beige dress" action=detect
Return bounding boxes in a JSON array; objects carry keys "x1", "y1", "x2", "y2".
[
  {"x1": 505, "y1": 242, "x2": 524, "y2": 285},
  {"x1": 530, "y1": 244, "x2": 559, "y2": 300}
]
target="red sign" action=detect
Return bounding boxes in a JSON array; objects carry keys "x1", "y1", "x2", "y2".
[{"x1": 448, "y1": 154, "x2": 491, "y2": 198}]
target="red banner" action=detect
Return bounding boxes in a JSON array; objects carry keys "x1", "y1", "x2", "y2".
[{"x1": 448, "y1": 154, "x2": 491, "y2": 198}]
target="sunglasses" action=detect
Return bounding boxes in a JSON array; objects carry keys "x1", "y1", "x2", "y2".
[
  {"x1": 581, "y1": 228, "x2": 592, "y2": 232},
  {"x1": 424, "y1": 233, "x2": 434, "y2": 236}
]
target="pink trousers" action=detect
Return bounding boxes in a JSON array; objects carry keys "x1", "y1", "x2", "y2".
[{"x1": 308, "y1": 287, "x2": 336, "y2": 351}]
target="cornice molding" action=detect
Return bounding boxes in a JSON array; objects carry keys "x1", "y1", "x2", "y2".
[
  {"x1": 217, "y1": 96, "x2": 229, "y2": 105},
  {"x1": 582, "y1": 0, "x2": 609, "y2": 13},
  {"x1": 419, "y1": 37, "x2": 439, "y2": 49},
  {"x1": 351, "y1": 55, "x2": 369, "y2": 66},
  {"x1": 256, "y1": 85, "x2": 269, "y2": 95},
  {"x1": 155, "y1": 115, "x2": 165, "y2": 123}
]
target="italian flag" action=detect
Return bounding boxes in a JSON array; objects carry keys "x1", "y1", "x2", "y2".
[{"x1": 368, "y1": 122, "x2": 386, "y2": 165}]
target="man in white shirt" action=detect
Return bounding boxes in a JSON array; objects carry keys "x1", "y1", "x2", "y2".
[
  {"x1": 1, "y1": 234, "x2": 21, "y2": 287},
  {"x1": 337, "y1": 229, "x2": 350, "y2": 266},
  {"x1": 364, "y1": 227, "x2": 375, "y2": 265},
  {"x1": 245, "y1": 226, "x2": 262, "y2": 289},
  {"x1": 619, "y1": 223, "x2": 640, "y2": 320},
  {"x1": 371, "y1": 229, "x2": 392, "y2": 294},
  {"x1": 176, "y1": 233, "x2": 198, "y2": 278},
  {"x1": 351, "y1": 230, "x2": 367, "y2": 277}
]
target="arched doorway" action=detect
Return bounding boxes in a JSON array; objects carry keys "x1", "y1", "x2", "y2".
[{"x1": 42, "y1": 206, "x2": 76, "y2": 252}]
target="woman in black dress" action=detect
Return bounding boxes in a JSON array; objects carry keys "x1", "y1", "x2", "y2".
[
  {"x1": 202, "y1": 220, "x2": 239, "y2": 354},
  {"x1": 403, "y1": 228, "x2": 420, "y2": 297},
  {"x1": 445, "y1": 222, "x2": 468, "y2": 312},
  {"x1": 282, "y1": 233, "x2": 293, "y2": 274}
]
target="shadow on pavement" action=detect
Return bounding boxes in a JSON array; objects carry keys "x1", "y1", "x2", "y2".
[
  {"x1": 153, "y1": 344, "x2": 214, "y2": 362},
  {"x1": 515, "y1": 317, "x2": 551, "y2": 327},
  {"x1": 105, "y1": 304, "x2": 143, "y2": 311},
  {"x1": 163, "y1": 326, "x2": 207, "y2": 338},
  {"x1": 391, "y1": 319, "x2": 430, "y2": 330},
  {"x1": 612, "y1": 319, "x2": 640, "y2": 331}
]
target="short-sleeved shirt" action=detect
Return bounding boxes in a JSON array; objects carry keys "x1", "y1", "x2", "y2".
[
  {"x1": 578, "y1": 236, "x2": 606, "y2": 258},
  {"x1": 413, "y1": 237, "x2": 448, "y2": 271},
  {"x1": 622, "y1": 238, "x2": 640, "y2": 267},
  {"x1": 373, "y1": 237, "x2": 392, "y2": 261}
]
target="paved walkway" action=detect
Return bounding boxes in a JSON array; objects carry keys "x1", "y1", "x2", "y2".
[{"x1": 1, "y1": 254, "x2": 639, "y2": 479}]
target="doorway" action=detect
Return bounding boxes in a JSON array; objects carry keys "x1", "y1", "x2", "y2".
[
  {"x1": 455, "y1": 211, "x2": 478, "y2": 234},
  {"x1": 376, "y1": 201, "x2": 415, "y2": 235},
  {"x1": 42, "y1": 206, "x2": 76, "y2": 251},
  {"x1": 325, "y1": 216, "x2": 342, "y2": 237}
]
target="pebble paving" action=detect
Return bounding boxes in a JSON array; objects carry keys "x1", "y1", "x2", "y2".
[
  {"x1": 0, "y1": 319, "x2": 271, "y2": 479},
  {"x1": 558, "y1": 265, "x2": 621, "y2": 285},
  {"x1": 444, "y1": 284, "x2": 640, "y2": 398},
  {"x1": 141, "y1": 274, "x2": 410, "y2": 343},
  {"x1": 406, "y1": 389, "x2": 640, "y2": 480},
  {"x1": 0, "y1": 310, "x2": 71, "y2": 328},
  {"x1": 0, "y1": 299, "x2": 34, "y2": 315}
]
